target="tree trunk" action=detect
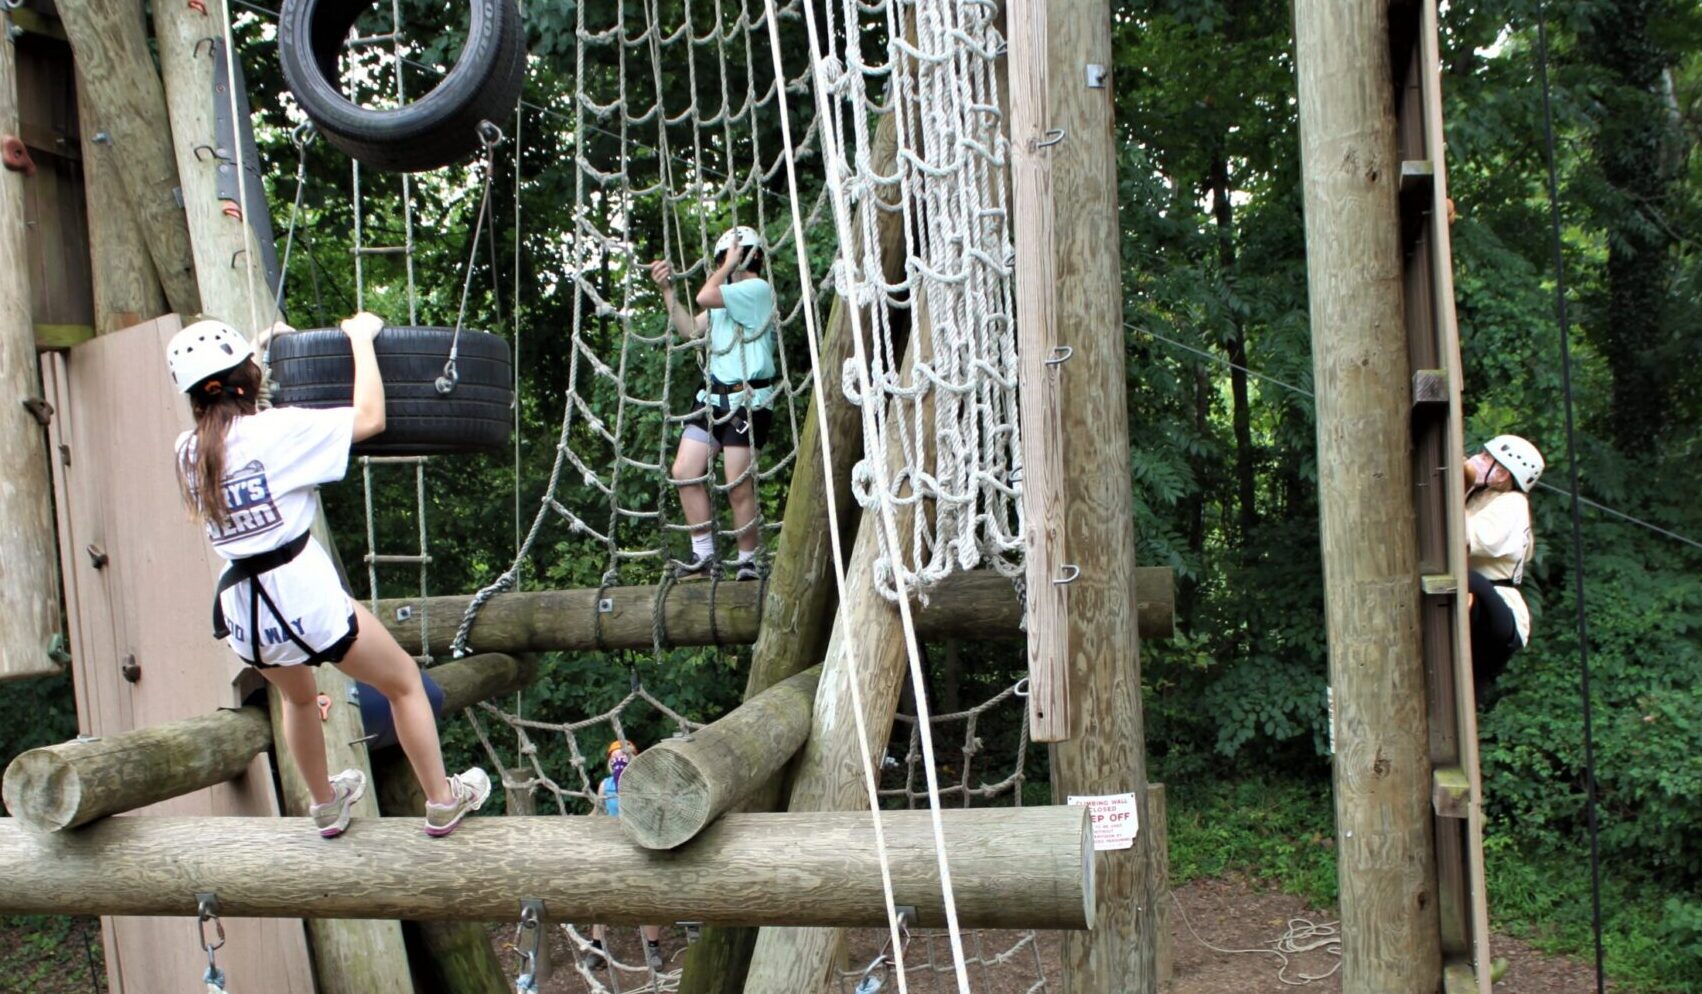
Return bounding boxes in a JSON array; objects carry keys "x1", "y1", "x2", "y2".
[
  {"x1": 1210, "y1": 152, "x2": 1258, "y2": 543},
  {"x1": 1580, "y1": 1, "x2": 1688, "y2": 451}
]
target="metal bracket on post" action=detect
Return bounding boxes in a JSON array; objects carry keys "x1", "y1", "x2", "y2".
[{"x1": 1085, "y1": 63, "x2": 1107, "y2": 88}]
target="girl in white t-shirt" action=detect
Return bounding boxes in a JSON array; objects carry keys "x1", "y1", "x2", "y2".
[
  {"x1": 1462, "y1": 434, "x2": 1544, "y2": 706},
  {"x1": 167, "y1": 312, "x2": 490, "y2": 838}
]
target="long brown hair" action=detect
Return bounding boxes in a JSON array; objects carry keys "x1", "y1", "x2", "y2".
[{"x1": 176, "y1": 358, "x2": 263, "y2": 530}]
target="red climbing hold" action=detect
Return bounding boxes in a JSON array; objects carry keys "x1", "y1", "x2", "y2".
[{"x1": 1, "y1": 136, "x2": 36, "y2": 178}]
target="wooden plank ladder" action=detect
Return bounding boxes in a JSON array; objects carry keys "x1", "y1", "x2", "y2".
[{"x1": 1389, "y1": 1, "x2": 1494, "y2": 992}]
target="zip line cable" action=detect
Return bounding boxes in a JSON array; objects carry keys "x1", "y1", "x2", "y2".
[
  {"x1": 1535, "y1": 8, "x2": 1606, "y2": 992},
  {"x1": 1129, "y1": 321, "x2": 1702, "y2": 555}
]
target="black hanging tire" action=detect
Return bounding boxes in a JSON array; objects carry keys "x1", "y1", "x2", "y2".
[
  {"x1": 277, "y1": 0, "x2": 526, "y2": 173},
  {"x1": 268, "y1": 327, "x2": 513, "y2": 456}
]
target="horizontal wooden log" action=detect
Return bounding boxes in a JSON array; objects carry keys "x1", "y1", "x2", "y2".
[
  {"x1": 2, "y1": 653, "x2": 534, "y2": 832},
  {"x1": 0, "y1": 807, "x2": 1094, "y2": 930},
  {"x1": 378, "y1": 567, "x2": 1175, "y2": 657},
  {"x1": 620, "y1": 667, "x2": 821, "y2": 850}
]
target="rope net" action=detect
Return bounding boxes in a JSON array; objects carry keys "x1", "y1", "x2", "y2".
[
  {"x1": 305, "y1": 0, "x2": 1044, "y2": 990},
  {"x1": 450, "y1": 0, "x2": 827, "y2": 643},
  {"x1": 808, "y1": 0, "x2": 1026, "y2": 602}
]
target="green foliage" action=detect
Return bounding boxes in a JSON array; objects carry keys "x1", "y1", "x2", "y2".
[
  {"x1": 1163, "y1": 776, "x2": 1339, "y2": 909},
  {"x1": 0, "y1": 674, "x2": 78, "y2": 770}
]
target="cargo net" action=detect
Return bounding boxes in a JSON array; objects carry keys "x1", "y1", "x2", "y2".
[
  {"x1": 806, "y1": 0, "x2": 1027, "y2": 602},
  {"x1": 448, "y1": 0, "x2": 829, "y2": 657},
  {"x1": 469, "y1": 675, "x2": 1053, "y2": 993}
]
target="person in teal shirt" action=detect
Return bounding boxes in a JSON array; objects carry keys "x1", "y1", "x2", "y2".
[{"x1": 649, "y1": 226, "x2": 778, "y2": 580}]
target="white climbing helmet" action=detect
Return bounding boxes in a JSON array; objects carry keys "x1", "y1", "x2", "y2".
[
  {"x1": 166, "y1": 319, "x2": 253, "y2": 393},
  {"x1": 714, "y1": 225, "x2": 764, "y2": 258},
  {"x1": 1485, "y1": 434, "x2": 1544, "y2": 493}
]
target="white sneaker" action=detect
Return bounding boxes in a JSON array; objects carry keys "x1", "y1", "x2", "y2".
[
  {"x1": 424, "y1": 767, "x2": 492, "y2": 837},
  {"x1": 310, "y1": 769, "x2": 367, "y2": 838}
]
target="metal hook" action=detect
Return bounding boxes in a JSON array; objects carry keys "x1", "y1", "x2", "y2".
[
  {"x1": 513, "y1": 899, "x2": 545, "y2": 992},
  {"x1": 192, "y1": 36, "x2": 219, "y2": 59},
  {"x1": 291, "y1": 121, "x2": 317, "y2": 148},
  {"x1": 1053, "y1": 564, "x2": 1082, "y2": 586},
  {"x1": 434, "y1": 359, "x2": 460, "y2": 395},
  {"x1": 1035, "y1": 128, "x2": 1066, "y2": 149},
  {"x1": 476, "y1": 120, "x2": 505, "y2": 148},
  {"x1": 1045, "y1": 344, "x2": 1074, "y2": 367}
]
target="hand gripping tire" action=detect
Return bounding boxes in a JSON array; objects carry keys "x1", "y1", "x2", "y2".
[
  {"x1": 278, "y1": 0, "x2": 526, "y2": 173},
  {"x1": 268, "y1": 327, "x2": 513, "y2": 456}
]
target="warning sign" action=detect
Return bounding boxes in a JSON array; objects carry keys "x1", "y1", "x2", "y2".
[{"x1": 1066, "y1": 792, "x2": 1139, "y2": 851}]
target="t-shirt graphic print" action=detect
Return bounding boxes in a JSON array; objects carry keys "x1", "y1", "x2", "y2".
[{"x1": 209, "y1": 459, "x2": 286, "y2": 547}]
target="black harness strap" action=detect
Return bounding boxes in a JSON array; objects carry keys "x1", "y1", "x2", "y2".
[
  {"x1": 707, "y1": 376, "x2": 776, "y2": 397},
  {"x1": 1491, "y1": 578, "x2": 1520, "y2": 588},
  {"x1": 211, "y1": 529, "x2": 321, "y2": 667}
]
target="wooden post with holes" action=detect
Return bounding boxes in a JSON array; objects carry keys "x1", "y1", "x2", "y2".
[
  {"x1": 1293, "y1": 3, "x2": 1441, "y2": 993},
  {"x1": 1008, "y1": 0, "x2": 1072, "y2": 744},
  {"x1": 0, "y1": 20, "x2": 62, "y2": 682},
  {"x1": 153, "y1": 0, "x2": 280, "y2": 335},
  {"x1": 1024, "y1": 0, "x2": 1158, "y2": 991}
]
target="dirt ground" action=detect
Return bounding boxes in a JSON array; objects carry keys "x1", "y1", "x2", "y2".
[
  {"x1": 0, "y1": 875, "x2": 1619, "y2": 993},
  {"x1": 502, "y1": 875, "x2": 1617, "y2": 994}
]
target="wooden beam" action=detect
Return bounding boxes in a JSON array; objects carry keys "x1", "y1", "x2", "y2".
[
  {"x1": 0, "y1": 22, "x2": 62, "y2": 682},
  {"x1": 619, "y1": 666, "x2": 820, "y2": 850},
  {"x1": 31, "y1": 322, "x2": 93, "y2": 348},
  {"x1": 1036, "y1": 1, "x2": 1157, "y2": 991},
  {"x1": 153, "y1": 0, "x2": 279, "y2": 335},
  {"x1": 2, "y1": 652, "x2": 535, "y2": 832},
  {"x1": 372, "y1": 751, "x2": 511, "y2": 994},
  {"x1": 1008, "y1": 0, "x2": 1072, "y2": 744},
  {"x1": 376, "y1": 567, "x2": 1175, "y2": 657},
  {"x1": 53, "y1": 0, "x2": 201, "y2": 314},
  {"x1": 1149, "y1": 783, "x2": 1172, "y2": 987},
  {"x1": 1294, "y1": 2, "x2": 1440, "y2": 992},
  {"x1": 75, "y1": 63, "x2": 166, "y2": 334},
  {"x1": 0, "y1": 807, "x2": 1096, "y2": 930}
]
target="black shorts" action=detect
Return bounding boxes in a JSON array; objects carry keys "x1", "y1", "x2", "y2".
[
  {"x1": 249, "y1": 613, "x2": 359, "y2": 669},
  {"x1": 684, "y1": 405, "x2": 773, "y2": 450}
]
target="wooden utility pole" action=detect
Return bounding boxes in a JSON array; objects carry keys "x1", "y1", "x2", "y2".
[
  {"x1": 154, "y1": 0, "x2": 280, "y2": 334},
  {"x1": 1293, "y1": 3, "x2": 1441, "y2": 993},
  {"x1": 53, "y1": 0, "x2": 200, "y2": 315},
  {"x1": 0, "y1": 22, "x2": 62, "y2": 682},
  {"x1": 1009, "y1": 0, "x2": 1159, "y2": 989}
]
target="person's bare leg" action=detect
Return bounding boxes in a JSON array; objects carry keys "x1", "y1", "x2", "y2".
[
  {"x1": 673, "y1": 437, "x2": 715, "y2": 536},
  {"x1": 722, "y1": 445, "x2": 760, "y2": 553},
  {"x1": 333, "y1": 602, "x2": 452, "y2": 805},
  {"x1": 259, "y1": 664, "x2": 334, "y2": 806}
]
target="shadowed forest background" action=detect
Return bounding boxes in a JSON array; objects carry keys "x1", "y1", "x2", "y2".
[{"x1": 3, "y1": 0, "x2": 1700, "y2": 989}]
